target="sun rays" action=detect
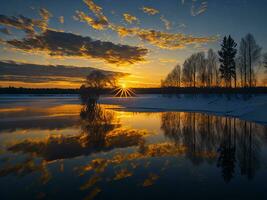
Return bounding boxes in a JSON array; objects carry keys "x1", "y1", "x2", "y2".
[{"x1": 114, "y1": 84, "x2": 135, "y2": 97}]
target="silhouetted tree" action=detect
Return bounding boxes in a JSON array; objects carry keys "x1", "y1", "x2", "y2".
[
  {"x1": 218, "y1": 35, "x2": 237, "y2": 87},
  {"x1": 244, "y1": 34, "x2": 262, "y2": 87},
  {"x1": 238, "y1": 38, "x2": 248, "y2": 87},
  {"x1": 161, "y1": 64, "x2": 182, "y2": 87},
  {"x1": 80, "y1": 70, "x2": 119, "y2": 104},
  {"x1": 263, "y1": 53, "x2": 267, "y2": 69},
  {"x1": 206, "y1": 49, "x2": 219, "y2": 87},
  {"x1": 196, "y1": 52, "x2": 207, "y2": 87}
]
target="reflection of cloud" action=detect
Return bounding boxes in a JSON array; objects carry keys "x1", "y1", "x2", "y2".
[
  {"x1": 160, "y1": 15, "x2": 171, "y2": 30},
  {"x1": 142, "y1": 173, "x2": 159, "y2": 187},
  {"x1": 141, "y1": 6, "x2": 159, "y2": 15},
  {"x1": 113, "y1": 169, "x2": 133, "y2": 180},
  {"x1": 9, "y1": 126, "x2": 149, "y2": 161},
  {"x1": 6, "y1": 30, "x2": 148, "y2": 65},
  {"x1": 123, "y1": 13, "x2": 138, "y2": 24}
]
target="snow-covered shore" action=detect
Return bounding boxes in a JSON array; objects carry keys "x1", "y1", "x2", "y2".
[
  {"x1": 1, "y1": 94, "x2": 266, "y2": 124},
  {"x1": 100, "y1": 94, "x2": 267, "y2": 124}
]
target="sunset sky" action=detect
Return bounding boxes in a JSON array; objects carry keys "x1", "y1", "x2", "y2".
[{"x1": 0, "y1": 0, "x2": 267, "y2": 88}]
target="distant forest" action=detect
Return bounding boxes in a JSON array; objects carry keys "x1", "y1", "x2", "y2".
[
  {"x1": 162, "y1": 34, "x2": 267, "y2": 88},
  {"x1": 1, "y1": 87, "x2": 267, "y2": 95}
]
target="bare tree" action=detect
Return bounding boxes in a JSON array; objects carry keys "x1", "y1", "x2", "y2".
[
  {"x1": 206, "y1": 49, "x2": 218, "y2": 87},
  {"x1": 84, "y1": 70, "x2": 118, "y2": 89},
  {"x1": 238, "y1": 38, "x2": 248, "y2": 87},
  {"x1": 161, "y1": 64, "x2": 182, "y2": 87},
  {"x1": 182, "y1": 53, "x2": 201, "y2": 87},
  {"x1": 244, "y1": 34, "x2": 262, "y2": 87},
  {"x1": 196, "y1": 52, "x2": 207, "y2": 87},
  {"x1": 263, "y1": 53, "x2": 267, "y2": 69}
]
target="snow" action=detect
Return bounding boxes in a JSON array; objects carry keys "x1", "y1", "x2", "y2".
[
  {"x1": 99, "y1": 94, "x2": 267, "y2": 124},
  {"x1": 1, "y1": 94, "x2": 266, "y2": 124}
]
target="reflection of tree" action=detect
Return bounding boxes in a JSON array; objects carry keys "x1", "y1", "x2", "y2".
[
  {"x1": 217, "y1": 118, "x2": 236, "y2": 183},
  {"x1": 8, "y1": 99, "x2": 148, "y2": 161},
  {"x1": 79, "y1": 100, "x2": 118, "y2": 148},
  {"x1": 160, "y1": 112, "x2": 265, "y2": 182},
  {"x1": 237, "y1": 122, "x2": 261, "y2": 180}
]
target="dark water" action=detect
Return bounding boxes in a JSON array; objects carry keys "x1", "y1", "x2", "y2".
[{"x1": 0, "y1": 97, "x2": 267, "y2": 200}]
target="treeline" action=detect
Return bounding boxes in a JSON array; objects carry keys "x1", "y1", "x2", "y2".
[
  {"x1": 1, "y1": 86, "x2": 267, "y2": 95},
  {"x1": 0, "y1": 87, "x2": 79, "y2": 94},
  {"x1": 162, "y1": 34, "x2": 267, "y2": 88}
]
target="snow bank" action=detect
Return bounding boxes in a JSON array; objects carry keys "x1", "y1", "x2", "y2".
[{"x1": 100, "y1": 94, "x2": 267, "y2": 124}]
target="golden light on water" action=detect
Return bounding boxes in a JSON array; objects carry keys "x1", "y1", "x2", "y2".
[{"x1": 114, "y1": 84, "x2": 135, "y2": 97}]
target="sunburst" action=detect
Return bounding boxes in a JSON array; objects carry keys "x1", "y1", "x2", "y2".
[{"x1": 114, "y1": 84, "x2": 135, "y2": 97}]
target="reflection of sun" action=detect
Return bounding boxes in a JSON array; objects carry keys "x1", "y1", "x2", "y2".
[{"x1": 114, "y1": 84, "x2": 135, "y2": 97}]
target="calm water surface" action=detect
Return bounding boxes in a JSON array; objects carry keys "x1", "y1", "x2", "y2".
[{"x1": 0, "y1": 97, "x2": 267, "y2": 200}]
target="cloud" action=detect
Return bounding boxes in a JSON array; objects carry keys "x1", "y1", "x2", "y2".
[
  {"x1": 0, "y1": 60, "x2": 126, "y2": 84},
  {"x1": 0, "y1": 27, "x2": 11, "y2": 35},
  {"x1": 76, "y1": 0, "x2": 109, "y2": 30},
  {"x1": 5, "y1": 29, "x2": 148, "y2": 65},
  {"x1": 75, "y1": 10, "x2": 109, "y2": 30},
  {"x1": 59, "y1": 16, "x2": 64, "y2": 24},
  {"x1": 141, "y1": 6, "x2": 159, "y2": 15},
  {"x1": 123, "y1": 14, "x2": 138, "y2": 24},
  {"x1": 191, "y1": 1, "x2": 208, "y2": 16},
  {"x1": 160, "y1": 15, "x2": 171, "y2": 30},
  {"x1": 78, "y1": 0, "x2": 215, "y2": 50},
  {"x1": 0, "y1": 8, "x2": 52, "y2": 36},
  {"x1": 111, "y1": 25, "x2": 216, "y2": 50},
  {"x1": 159, "y1": 59, "x2": 177, "y2": 63},
  {"x1": 0, "y1": 14, "x2": 38, "y2": 36}
]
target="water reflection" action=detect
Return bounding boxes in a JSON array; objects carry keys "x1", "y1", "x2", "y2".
[
  {"x1": 7, "y1": 99, "x2": 148, "y2": 161},
  {"x1": 0, "y1": 99, "x2": 267, "y2": 199},
  {"x1": 161, "y1": 112, "x2": 266, "y2": 182}
]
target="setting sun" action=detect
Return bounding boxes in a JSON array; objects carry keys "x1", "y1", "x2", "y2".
[{"x1": 121, "y1": 83, "x2": 126, "y2": 89}]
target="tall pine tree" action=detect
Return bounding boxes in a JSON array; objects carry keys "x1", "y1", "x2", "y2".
[{"x1": 218, "y1": 35, "x2": 237, "y2": 87}]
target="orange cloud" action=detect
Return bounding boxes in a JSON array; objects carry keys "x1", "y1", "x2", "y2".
[
  {"x1": 141, "y1": 6, "x2": 159, "y2": 15},
  {"x1": 111, "y1": 25, "x2": 216, "y2": 50},
  {"x1": 123, "y1": 13, "x2": 138, "y2": 24}
]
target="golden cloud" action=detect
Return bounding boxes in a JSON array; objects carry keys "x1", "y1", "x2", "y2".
[
  {"x1": 111, "y1": 25, "x2": 216, "y2": 50},
  {"x1": 78, "y1": 0, "x2": 215, "y2": 50},
  {"x1": 77, "y1": 0, "x2": 109, "y2": 30},
  {"x1": 76, "y1": 10, "x2": 108, "y2": 30},
  {"x1": 141, "y1": 6, "x2": 159, "y2": 15},
  {"x1": 123, "y1": 13, "x2": 138, "y2": 24}
]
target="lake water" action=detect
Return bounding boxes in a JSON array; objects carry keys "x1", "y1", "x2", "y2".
[{"x1": 0, "y1": 96, "x2": 267, "y2": 200}]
